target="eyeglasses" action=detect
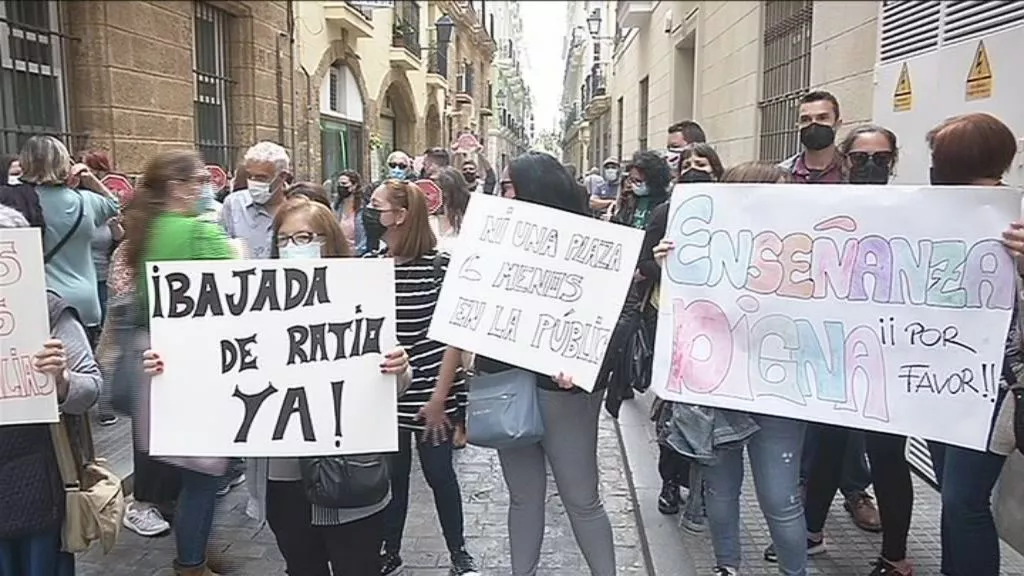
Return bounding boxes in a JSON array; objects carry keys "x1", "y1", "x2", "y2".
[
  {"x1": 388, "y1": 162, "x2": 408, "y2": 169},
  {"x1": 275, "y1": 231, "x2": 324, "y2": 247},
  {"x1": 847, "y1": 151, "x2": 894, "y2": 168}
]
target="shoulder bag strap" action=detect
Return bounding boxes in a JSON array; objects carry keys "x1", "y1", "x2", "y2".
[
  {"x1": 50, "y1": 417, "x2": 84, "y2": 487},
  {"x1": 44, "y1": 190, "x2": 84, "y2": 263}
]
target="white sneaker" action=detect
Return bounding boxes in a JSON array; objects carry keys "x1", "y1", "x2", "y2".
[{"x1": 122, "y1": 502, "x2": 171, "y2": 537}]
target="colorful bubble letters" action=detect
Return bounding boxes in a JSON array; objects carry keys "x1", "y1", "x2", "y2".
[{"x1": 650, "y1": 183, "x2": 1022, "y2": 450}]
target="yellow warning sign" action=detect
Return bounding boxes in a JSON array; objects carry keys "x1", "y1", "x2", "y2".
[
  {"x1": 893, "y1": 63, "x2": 912, "y2": 112},
  {"x1": 966, "y1": 40, "x2": 993, "y2": 101}
]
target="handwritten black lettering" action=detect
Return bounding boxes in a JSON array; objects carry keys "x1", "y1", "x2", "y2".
[
  {"x1": 898, "y1": 363, "x2": 980, "y2": 396},
  {"x1": 564, "y1": 234, "x2": 623, "y2": 271},
  {"x1": 151, "y1": 265, "x2": 332, "y2": 319},
  {"x1": 491, "y1": 262, "x2": 583, "y2": 302},
  {"x1": 286, "y1": 316, "x2": 385, "y2": 366},
  {"x1": 450, "y1": 297, "x2": 487, "y2": 330},
  {"x1": 904, "y1": 322, "x2": 977, "y2": 354},
  {"x1": 530, "y1": 313, "x2": 612, "y2": 364},
  {"x1": 480, "y1": 214, "x2": 511, "y2": 244},
  {"x1": 487, "y1": 305, "x2": 521, "y2": 341},
  {"x1": 232, "y1": 383, "x2": 278, "y2": 443},
  {"x1": 511, "y1": 221, "x2": 558, "y2": 257},
  {"x1": 273, "y1": 387, "x2": 315, "y2": 442},
  {"x1": 220, "y1": 334, "x2": 259, "y2": 374}
]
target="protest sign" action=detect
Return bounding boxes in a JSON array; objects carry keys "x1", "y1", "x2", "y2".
[
  {"x1": 429, "y1": 194, "x2": 644, "y2": 391},
  {"x1": 0, "y1": 228, "x2": 58, "y2": 425},
  {"x1": 147, "y1": 258, "x2": 398, "y2": 457},
  {"x1": 651, "y1": 183, "x2": 1022, "y2": 450}
]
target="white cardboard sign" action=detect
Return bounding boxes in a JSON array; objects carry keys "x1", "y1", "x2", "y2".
[
  {"x1": 147, "y1": 258, "x2": 398, "y2": 457},
  {"x1": 429, "y1": 194, "x2": 644, "y2": 391},
  {"x1": 0, "y1": 228, "x2": 58, "y2": 425},
  {"x1": 652, "y1": 183, "x2": 1022, "y2": 451}
]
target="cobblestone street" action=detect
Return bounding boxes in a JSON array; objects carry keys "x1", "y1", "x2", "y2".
[{"x1": 78, "y1": 415, "x2": 648, "y2": 576}]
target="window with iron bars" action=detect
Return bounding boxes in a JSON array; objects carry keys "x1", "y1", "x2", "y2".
[
  {"x1": 0, "y1": 0, "x2": 71, "y2": 155},
  {"x1": 757, "y1": 0, "x2": 813, "y2": 163},
  {"x1": 194, "y1": 2, "x2": 234, "y2": 169}
]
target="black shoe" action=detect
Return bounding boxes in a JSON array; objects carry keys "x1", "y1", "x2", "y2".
[
  {"x1": 657, "y1": 481, "x2": 681, "y2": 515},
  {"x1": 449, "y1": 548, "x2": 480, "y2": 576},
  {"x1": 763, "y1": 538, "x2": 826, "y2": 562},
  {"x1": 869, "y1": 557, "x2": 914, "y2": 575},
  {"x1": 712, "y1": 568, "x2": 738, "y2": 576},
  {"x1": 381, "y1": 552, "x2": 403, "y2": 576}
]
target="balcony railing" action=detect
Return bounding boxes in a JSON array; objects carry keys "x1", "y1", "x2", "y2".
[
  {"x1": 344, "y1": 0, "x2": 373, "y2": 19},
  {"x1": 584, "y1": 63, "x2": 608, "y2": 108},
  {"x1": 427, "y1": 45, "x2": 449, "y2": 78},
  {"x1": 391, "y1": 2, "x2": 420, "y2": 54}
]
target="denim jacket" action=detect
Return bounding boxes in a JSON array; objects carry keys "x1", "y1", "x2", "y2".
[{"x1": 663, "y1": 403, "x2": 760, "y2": 465}]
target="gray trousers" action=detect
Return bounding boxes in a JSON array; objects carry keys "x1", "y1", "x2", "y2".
[{"x1": 497, "y1": 388, "x2": 616, "y2": 576}]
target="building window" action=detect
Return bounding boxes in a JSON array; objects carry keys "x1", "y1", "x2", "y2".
[
  {"x1": 637, "y1": 76, "x2": 649, "y2": 152},
  {"x1": 320, "y1": 62, "x2": 365, "y2": 179},
  {"x1": 0, "y1": 0, "x2": 69, "y2": 154},
  {"x1": 194, "y1": 2, "x2": 233, "y2": 169},
  {"x1": 616, "y1": 96, "x2": 623, "y2": 162},
  {"x1": 758, "y1": 0, "x2": 813, "y2": 163}
]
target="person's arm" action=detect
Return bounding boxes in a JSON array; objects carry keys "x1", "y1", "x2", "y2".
[
  {"x1": 52, "y1": 311, "x2": 101, "y2": 415},
  {"x1": 218, "y1": 195, "x2": 234, "y2": 236},
  {"x1": 590, "y1": 195, "x2": 614, "y2": 211},
  {"x1": 636, "y1": 202, "x2": 669, "y2": 281}
]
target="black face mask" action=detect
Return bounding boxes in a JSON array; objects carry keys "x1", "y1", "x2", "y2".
[
  {"x1": 463, "y1": 172, "x2": 477, "y2": 183},
  {"x1": 849, "y1": 163, "x2": 890, "y2": 185},
  {"x1": 679, "y1": 169, "x2": 714, "y2": 184},
  {"x1": 800, "y1": 123, "x2": 835, "y2": 151},
  {"x1": 362, "y1": 207, "x2": 387, "y2": 240},
  {"x1": 336, "y1": 183, "x2": 353, "y2": 199}
]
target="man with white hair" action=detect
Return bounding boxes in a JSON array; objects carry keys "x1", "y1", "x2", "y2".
[{"x1": 220, "y1": 140, "x2": 293, "y2": 260}]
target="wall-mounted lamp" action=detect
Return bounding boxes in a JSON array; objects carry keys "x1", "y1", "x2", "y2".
[{"x1": 435, "y1": 15, "x2": 455, "y2": 43}]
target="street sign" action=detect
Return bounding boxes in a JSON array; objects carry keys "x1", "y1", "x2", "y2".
[
  {"x1": 206, "y1": 164, "x2": 228, "y2": 192},
  {"x1": 101, "y1": 173, "x2": 134, "y2": 203}
]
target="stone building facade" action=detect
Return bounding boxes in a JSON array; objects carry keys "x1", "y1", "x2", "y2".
[
  {"x1": 294, "y1": 0, "x2": 496, "y2": 183},
  {"x1": 0, "y1": 0, "x2": 293, "y2": 176}
]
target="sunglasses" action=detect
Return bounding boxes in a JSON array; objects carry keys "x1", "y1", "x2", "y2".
[
  {"x1": 388, "y1": 162, "x2": 408, "y2": 169},
  {"x1": 847, "y1": 151, "x2": 893, "y2": 168}
]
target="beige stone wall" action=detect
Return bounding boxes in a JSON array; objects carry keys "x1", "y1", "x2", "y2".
[
  {"x1": 809, "y1": 1, "x2": 879, "y2": 132},
  {"x1": 65, "y1": 0, "x2": 294, "y2": 176},
  {"x1": 695, "y1": 1, "x2": 761, "y2": 165}
]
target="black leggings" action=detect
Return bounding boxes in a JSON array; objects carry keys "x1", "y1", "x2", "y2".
[
  {"x1": 266, "y1": 480, "x2": 384, "y2": 576},
  {"x1": 803, "y1": 425, "x2": 912, "y2": 561}
]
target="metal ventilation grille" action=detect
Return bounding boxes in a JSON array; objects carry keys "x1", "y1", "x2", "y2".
[
  {"x1": 879, "y1": 0, "x2": 941, "y2": 63},
  {"x1": 943, "y1": 0, "x2": 1024, "y2": 44}
]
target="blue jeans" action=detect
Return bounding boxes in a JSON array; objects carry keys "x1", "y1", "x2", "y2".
[
  {"x1": 703, "y1": 414, "x2": 807, "y2": 575},
  {"x1": 382, "y1": 429, "x2": 466, "y2": 555},
  {"x1": 928, "y1": 441, "x2": 1006, "y2": 576},
  {"x1": 801, "y1": 424, "x2": 871, "y2": 496},
  {"x1": 175, "y1": 468, "x2": 222, "y2": 567},
  {"x1": 0, "y1": 531, "x2": 75, "y2": 576}
]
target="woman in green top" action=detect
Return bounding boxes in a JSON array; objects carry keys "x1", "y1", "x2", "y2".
[
  {"x1": 121, "y1": 150, "x2": 234, "y2": 576},
  {"x1": 612, "y1": 149, "x2": 672, "y2": 231}
]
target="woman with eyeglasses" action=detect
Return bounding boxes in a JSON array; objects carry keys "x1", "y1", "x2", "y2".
[
  {"x1": 121, "y1": 150, "x2": 236, "y2": 576},
  {"x1": 143, "y1": 196, "x2": 411, "y2": 575},
  {"x1": 762, "y1": 125, "x2": 917, "y2": 576}
]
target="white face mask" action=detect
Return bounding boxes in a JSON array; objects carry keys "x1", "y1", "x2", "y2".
[
  {"x1": 7, "y1": 175, "x2": 20, "y2": 185},
  {"x1": 278, "y1": 240, "x2": 322, "y2": 260},
  {"x1": 247, "y1": 180, "x2": 273, "y2": 204},
  {"x1": 603, "y1": 169, "x2": 619, "y2": 182}
]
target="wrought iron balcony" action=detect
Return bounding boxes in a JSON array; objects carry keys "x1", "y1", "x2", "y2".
[{"x1": 427, "y1": 45, "x2": 449, "y2": 78}]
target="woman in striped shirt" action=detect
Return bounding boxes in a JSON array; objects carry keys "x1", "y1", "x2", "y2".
[{"x1": 362, "y1": 179, "x2": 480, "y2": 576}]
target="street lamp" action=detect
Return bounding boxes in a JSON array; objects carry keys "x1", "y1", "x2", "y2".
[
  {"x1": 435, "y1": 15, "x2": 455, "y2": 44},
  {"x1": 586, "y1": 9, "x2": 601, "y2": 38}
]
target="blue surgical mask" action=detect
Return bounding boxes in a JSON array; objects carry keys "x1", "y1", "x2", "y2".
[
  {"x1": 197, "y1": 183, "x2": 217, "y2": 213},
  {"x1": 278, "y1": 240, "x2": 323, "y2": 260},
  {"x1": 389, "y1": 167, "x2": 407, "y2": 180},
  {"x1": 247, "y1": 180, "x2": 273, "y2": 204},
  {"x1": 633, "y1": 183, "x2": 649, "y2": 197}
]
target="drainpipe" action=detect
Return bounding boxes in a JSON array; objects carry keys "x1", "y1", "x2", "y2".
[
  {"x1": 303, "y1": 67, "x2": 312, "y2": 177},
  {"x1": 276, "y1": 32, "x2": 286, "y2": 144},
  {"x1": 287, "y1": 0, "x2": 297, "y2": 156}
]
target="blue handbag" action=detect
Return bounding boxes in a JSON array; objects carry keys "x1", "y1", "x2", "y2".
[{"x1": 466, "y1": 369, "x2": 545, "y2": 449}]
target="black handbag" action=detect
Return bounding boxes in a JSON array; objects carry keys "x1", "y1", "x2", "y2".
[
  {"x1": 299, "y1": 454, "x2": 390, "y2": 509},
  {"x1": 1002, "y1": 363, "x2": 1024, "y2": 455}
]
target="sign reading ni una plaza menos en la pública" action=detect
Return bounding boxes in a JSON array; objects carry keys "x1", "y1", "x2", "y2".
[
  {"x1": 652, "y1": 183, "x2": 1022, "y2": 451},
  {"x1": 147, "y1": 258, "x2": 397, "y2": 457}
]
